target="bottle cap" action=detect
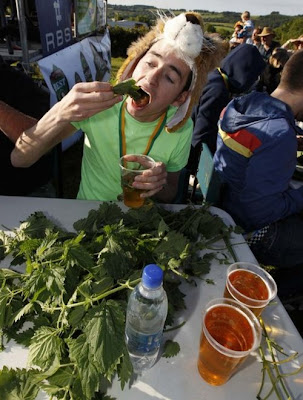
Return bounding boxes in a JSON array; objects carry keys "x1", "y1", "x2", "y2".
[{"x1": 142, "y1": 264, "x2": 163, "y2": 289}]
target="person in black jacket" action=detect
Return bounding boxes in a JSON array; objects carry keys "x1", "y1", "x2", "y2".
[
  {"x1": 257, "y1": 47, "x2": 290, "y2": 94},
  {"x1": 0, "y1": 58, "x2": 56, "y2": 196},
  {"x1": 187, "y1": 44, "x2": 266, "y2": 175}
]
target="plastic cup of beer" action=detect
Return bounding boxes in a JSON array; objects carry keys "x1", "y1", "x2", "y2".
[
  {"x1": 224, "y1": 262, "x2": 277, "y2": 317},
  {"x1": 197, "y1": 297, "x2": 262, "y2": 386},
  {"x1": 119, "y1": 154, "x2": 155, "y2": 208}
]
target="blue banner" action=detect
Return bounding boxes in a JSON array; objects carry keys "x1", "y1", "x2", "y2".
[{"x1": 35, "y1": 0, "x2": 73, "y2": 56}]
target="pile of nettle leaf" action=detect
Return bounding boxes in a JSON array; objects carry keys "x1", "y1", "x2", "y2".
[{"x1": 0, "y1": 203, "x2": 239, "y2": 400}]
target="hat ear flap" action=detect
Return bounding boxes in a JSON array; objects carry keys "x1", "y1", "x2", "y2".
[{"x1": 116, "y1": 56, "x2": 139, "y2": 83}]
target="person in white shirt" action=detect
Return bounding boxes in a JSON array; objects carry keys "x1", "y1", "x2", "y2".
[{"x1": 241, "y1": 11, "x2": 254, "y2": 44}]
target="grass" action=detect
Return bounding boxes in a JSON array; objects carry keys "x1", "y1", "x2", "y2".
[{"x1": 110, "y1": 57, "x2": 125, "y2": 84}]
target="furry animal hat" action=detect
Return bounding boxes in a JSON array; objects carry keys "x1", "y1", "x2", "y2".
[{"x1": 116, "y1": 12, "x2": 226, "y2": 132}]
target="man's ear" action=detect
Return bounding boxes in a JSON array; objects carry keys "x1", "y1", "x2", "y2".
[{"x1": 171, "y1": 91, "x2": 190, "y2": 107}]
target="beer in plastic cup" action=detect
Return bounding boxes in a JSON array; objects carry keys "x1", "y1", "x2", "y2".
[
  {"x1": 223, "y1": 262, "x2": 277, "y2": 316},
  {"x1": 119, "y1": 154, "x2": 155, "y2": 208},
  {"x1": 197, "y1": 297, "x2": 262, "y2": 386}
]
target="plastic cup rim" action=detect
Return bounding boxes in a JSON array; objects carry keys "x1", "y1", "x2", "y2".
[
  {"x1": 226, "y1": 262, "x2": 277, "y2": 308},
  {"x1": 119, "y1": 154, "x2": 155, "y2": 173},
  {"x1": 202, "y1": 297, "x2": 262, "y2": 358}
]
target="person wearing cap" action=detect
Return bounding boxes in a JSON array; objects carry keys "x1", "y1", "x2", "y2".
[
  {"x1": 258, "y1": 26, "x2": 280, "y2": 61},
  {"x1": 187, "y1": 43, "x2": 265, "y2": 177},
  {"x1": 213, "y1": 50, "x2": 303, "y2": 297},
  {"x1": 256, "y1": 47, "x2": 290, "y2": 94},
  {"x1": 281, "y1": 34, "x2": 303, "y2": 53},
  {"x1": 10, "y1": 12, "x2": 225, "y2": 203}
]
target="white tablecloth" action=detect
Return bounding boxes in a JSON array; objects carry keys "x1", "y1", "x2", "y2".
[{"x1": 0, "y1": 196, "x2": 302, "y2": 400}]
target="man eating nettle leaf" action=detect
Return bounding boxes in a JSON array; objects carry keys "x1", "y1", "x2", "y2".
[{"x1": 11, "y1": 12, "x2": 225, "y2": 203}]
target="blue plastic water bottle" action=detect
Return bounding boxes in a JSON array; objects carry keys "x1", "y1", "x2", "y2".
[{"x1": 125, "y1": 264, "x2": 168, "y2": 374}]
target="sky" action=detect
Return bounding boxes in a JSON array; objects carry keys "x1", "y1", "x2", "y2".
[{"x1": 107, "y1": 0, "x2": 302, "y2": 17}]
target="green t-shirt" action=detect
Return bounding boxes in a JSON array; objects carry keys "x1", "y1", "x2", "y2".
[{"x1": 72, "y1": 102, "x2": 192, "y2": 201}]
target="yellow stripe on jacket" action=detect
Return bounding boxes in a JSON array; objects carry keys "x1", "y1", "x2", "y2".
[{"x1": 218, "y1": 126, "x2": 262, "y2": 158}]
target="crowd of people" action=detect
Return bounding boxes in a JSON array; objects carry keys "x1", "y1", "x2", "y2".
[{"x1": 1, "y1": 11, "x2": 303, "y2": 298}]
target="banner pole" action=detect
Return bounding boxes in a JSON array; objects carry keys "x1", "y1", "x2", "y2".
[{"x1": 15, "y1": 0, "x2": 30, "y2": 71}]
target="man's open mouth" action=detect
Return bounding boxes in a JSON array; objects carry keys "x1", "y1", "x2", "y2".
[{"x1": 133, "y1": 88, "x2": 150, "y2": 107}]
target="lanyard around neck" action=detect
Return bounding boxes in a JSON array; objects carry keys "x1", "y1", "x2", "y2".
[
  {"x1": 217, "y1": 67, "x2": 229, "y2": 91},
  {"x1": 119, "y1": 99, "x2": 167, "y2": 158}
]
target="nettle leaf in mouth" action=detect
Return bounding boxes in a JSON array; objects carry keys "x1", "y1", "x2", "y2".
[
  {"x1": 113, "y1": 79, "x2": 150, "y2": 105},
  {"x1": 133, "y1": 88, "x2": 150, "y2": 106}
]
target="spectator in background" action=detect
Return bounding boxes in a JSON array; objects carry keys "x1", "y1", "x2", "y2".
[
  {"x1": 281, "y1": 34, "x2": 303, "y2": 53},
  {"x1": 252, "y1": 27, "x2": 262, "y2": 49},
  {"x1": 229, "y1": 21, "x2": 244, "y2": 50},
  {"x1": 0, "y1": 58, "x2": 56, "y2": 197},
  {"x1": 258, "y1": 27, "x2": 280, "y2": 61},
  {"x1": 187, "y1": 44, "x2": 265, "y2": 176},
  {"x1": 240, "y1": 11, "x2": 254, "y2": 44},
  {"x1": 257, "y1": 47, "x2": 290, "y2": 94},
  {"x1": 214, "y1": 50, "x2": 303, "y2": 297}
]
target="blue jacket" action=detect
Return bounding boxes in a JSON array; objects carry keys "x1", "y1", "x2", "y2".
[
  {"x1": 214, "y1": 91, "x2": 303, "y2": 232},
  {"x1": 191, "y1": 44, "x2": 265, "y2": 155}
]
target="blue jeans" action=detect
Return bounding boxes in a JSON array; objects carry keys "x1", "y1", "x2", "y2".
[{"x1": 249, "y1": 214, "x2": 303, "y2": 298}]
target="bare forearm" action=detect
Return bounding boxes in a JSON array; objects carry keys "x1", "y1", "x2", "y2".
[
  {"x1": 11, "y1": 81, "x2": 122, "y2": 168},
  {"x1": 11, "y1": 102, "x2": 75, "y2": 167},
  {"x1": 0, "y1": 101, "x2": 38, "y2": 143}
]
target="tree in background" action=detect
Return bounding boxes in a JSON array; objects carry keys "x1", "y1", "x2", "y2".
[
  {"x1": 109, "y1": 25, "x2": 149, "y2": 58},
  {"x1": 275, "y1": 16, "x2": 303, "y2": 43}
]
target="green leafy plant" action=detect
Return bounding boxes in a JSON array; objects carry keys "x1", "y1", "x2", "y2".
[
  {"x1": 112, "y1": 78, "x2": 142, "y2": 100},
  {"x1": 0, "y1": 202, "x2": 237, "y2": 400}
]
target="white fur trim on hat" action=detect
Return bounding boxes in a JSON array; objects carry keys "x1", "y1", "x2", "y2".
[
  {"x1": 161, "y1": 14, "x2": 204, "y2": 70},
  {"x1": 163, "y1": 14, "x2": 204, "y2": 58}
]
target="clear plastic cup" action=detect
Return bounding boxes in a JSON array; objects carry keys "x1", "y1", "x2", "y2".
[
  {"x1": 119, "y1": 154, "x2": 155, "y2": 208},
  {"x1": 197, "y1": 297, "x2": 262, "y2": 386},
  {"x1": 224, "y1": 262, "x2": 277, "y2": 316}
]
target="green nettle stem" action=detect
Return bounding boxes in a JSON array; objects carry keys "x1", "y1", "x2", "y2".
[
  {"x1": 0, "y1": 330, "x2": 4, "y2": 351},
  {"x1": 42, "y1": 278, "x2": 141, "y2": 312},
  {"x1": 164, "y1": 320, "x2": 186, "y2": 333},
  {"x1": 257, "y1": 318, "x2": 295, "y2": 400},
  {"x1": 266, "y1": 335, "x2": 290, "y2": 398},
  {"x1": 223, "y1": 235, "x2": 238, "y2": 263}
]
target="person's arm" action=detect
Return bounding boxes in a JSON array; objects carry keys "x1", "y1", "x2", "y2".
[
  {"x1": 281, "y1": 38, "x2": 297, "y2": 49},
  {"x1": 0, "y1": 101, "x2": 38, "y2": 143},
  {"x1": 11, "y1": 81, "x2": 123, "y2": 168}
]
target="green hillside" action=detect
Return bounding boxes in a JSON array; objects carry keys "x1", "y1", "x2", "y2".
[{"x1": 107, "y1": 5, "x2": 303, "y2": 44}]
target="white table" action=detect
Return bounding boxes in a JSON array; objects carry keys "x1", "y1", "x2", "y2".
[{"x1": 0, "y1": 196, "x2": 302, "y2": 400}]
